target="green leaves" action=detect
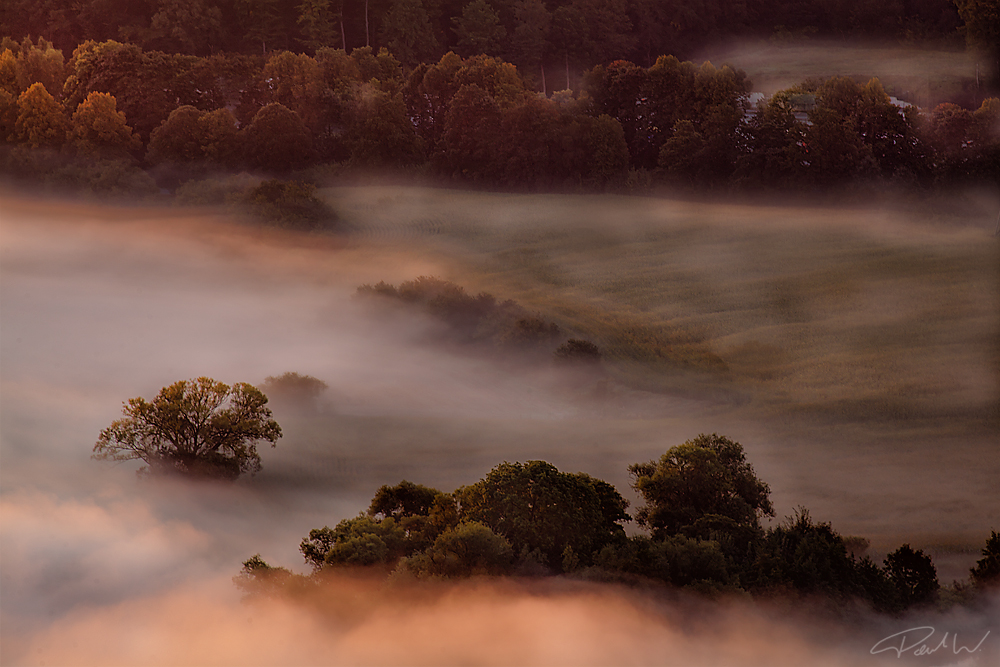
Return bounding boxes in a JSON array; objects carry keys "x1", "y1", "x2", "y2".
[
  {"x1": 93, "y1": 377, "x2": 282, "y2": 480},
  {"x1": 629, "y1": 433, "x2": 772, "y2": 541},
  {"x1": 457, "y1": 460, "x2": 630, "y2": 569}
]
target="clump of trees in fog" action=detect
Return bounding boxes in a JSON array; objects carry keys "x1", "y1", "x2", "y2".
[
  {"x1": 356, "y1": 276, "x2": 602, "y2": 363},
  {"x1": 1, "y1": 33, "x2": 997, "y2": 198},
  {"x1": 238, "y1": 433, "x2": 1000, "y2": 615},
  {"x1": 94, "y1": 377, "x2": 282, "y2": 479}
]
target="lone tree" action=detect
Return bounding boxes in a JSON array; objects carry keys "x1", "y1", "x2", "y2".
[{"x1": 94, "y1": 377, "x2": 282, "y2": 480}]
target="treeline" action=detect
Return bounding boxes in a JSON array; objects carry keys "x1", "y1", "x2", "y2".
[
  {"x1": 237, "y1": 434, "x2": 1000, "y2": 615},
  {"x1": 0, "y1": 0, "x2": 973, "y2": 77},
  {"x1": 2, "y1": 36, "x2": 998, "y2": 197},
  {"x1": 357, "y1": 276, "x2": 602, "y2": 363}
]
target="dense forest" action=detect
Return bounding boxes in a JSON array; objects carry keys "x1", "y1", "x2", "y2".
[
  {"x1": 0, "y1": 0, "x2": 981, "y2": 70},
  {"x1": 1, "y1": 1, "x2": 999, "y2": 196}
]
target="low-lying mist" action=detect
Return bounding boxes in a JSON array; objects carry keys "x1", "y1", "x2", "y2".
[{"x1": 1, "y1": 190, "x2": 997, "y2": 665}]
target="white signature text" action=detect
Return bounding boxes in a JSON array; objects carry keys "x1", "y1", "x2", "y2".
[{"x1": 870, "y1": 626, "x2": 991, "y2": 658}]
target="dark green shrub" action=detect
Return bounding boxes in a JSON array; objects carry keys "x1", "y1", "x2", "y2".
[
  {"x1": 456, "y1": 460, "x2": 630, "y2": 569},
  {"x1": 244, "y1": 179, "x2": 338, "y2": 231},
  {"x1": 233, "y1": 554, "x2": 311, "y2": 599},
  {"x1": 885, "y1": 544, "x2": 940, "y2": 608},
  {"x1": 750, "y1": 509, "x2": 861, "y2": 598},
  {"x1": 554, "y1": 338, "x2": 602, "y2": 363},
  {"x1": 970, "y1": 530, "x2": 1000, "y2": 590},
  {"x1": 402, "y1": 522, "x2": 514, "y2": 578},
  {"x1": 300, "y1": 516, "x2": 409, "y2": 569}
]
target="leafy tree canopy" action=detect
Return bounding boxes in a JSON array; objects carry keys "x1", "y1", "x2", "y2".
[
  {"x1": 884, "y1": 543, "x2": 940, "y2": 608},
  {"x1": 629, "y1": 433, "x2": 773, "y2": 542},
  {"x1": 369, "y1": 480, "x2": 443, "y2": 519},
  {"x1": 93, "y1": 377, "x2": 282, "y2": 480},
  {"x1": 457, "y1": 460, "x2": 630, "y2": 569},
  {"x1": 15, "y1": 82, "x2": 68, "y2": 148},
  {"x1": 970, "y1": 530, "x2": 1000, "y2": 589},
  {"x1": 402, "y1": 521, "x2": 514, "y2": 577},
  {"x1": 69, "y1": 90, "x2": 141, "y2": 157}
]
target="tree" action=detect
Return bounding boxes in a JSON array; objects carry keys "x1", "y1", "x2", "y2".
[
  {"x1": 12, "y1": 37, "x2": 66, "y2": 98},
  {"x1": 0, "y1": 88, "x2": 16, "y2": 142},
  {"x1": 549, "y1": 4, "x2": 588, "y2": 90},
  {"x1": 93, "y1": 377, "x2": 282, "y2": 480},
  {"x1": 453, "y1": 0, "x2": 506, "y2": 57},
  {"x1": 510, "y1": 0, "x2": 550, "y2": 92},
  {"x1": 884, "y1": 544, "x2": 939, "y2": 608},
  {"x1": 554, "y1": 338, "x2": 602, "y2": 363},
  {"x1": 300, "y1": 515, "x2": 410, "y2": 568},
  {"x1": 658, "y1": 119, "x2": 705, "y2": 183},
  {"x1": 0, "y1": 48, "x2": 18, "y2": 96},
  {"x1": 403, "y1": 521, "x2": 514, "y2": 577},
  {"x1": 629, "y1": 434, "x2": 773, "y2": 545},
  {"x1": 954, "y1": 0, "x2": 1000, "y2": 86},
  {"x1": 69, "y1": 91, "x2": 141, "y2": 157},
  {"x1": 437, "y1": 82, "x2": 502, "y2": 180},
  {"x1": 144, "y1": 0, "x2": 223, "y2": 55},
  {"x1": 196, "y1": 108, "x2": 240, "y2": 164},
  {"x1": 456, "y1": 460, "x2": 630, "y2": 569},
  {"x1": 14, "y1": 82, "x2": 68, "y2": 148},
  {"x1": 583, "y1": 113, "x2": 629, "y2": 183},
  {"x1": 969, "y1": 530, "x2": 1000, "y2": 589},
  {"x1": 297, "y1": 0, "x2": 342, "y2": 51},
  {"x1": 240, "y1": 102, "x2": 316, "y2": 171},
  {"x1": 235, "y1": 0, "x2": 283, "y2": 54},
  {"x1": 261, "y1": 51, "x2": 328, "y2": 131},
  {"x1": 343, "y1": 84, "x2": 424, "y2": 166},
  {"x1": 749, "y1": 509, "x2": 862, "y2": 598},
  {"x1": 260, "y1": 372, "x2": 328, "y2": 409},
  {"x1": 233, "y1": 554, "x2": 309, "y2": 598},
  {"x1": 380, "y1": 0, "x2": 441, "y2": 68},
  {"x1": 147, "y1": 105, "x2": 204, "y2": 163},
  {"x1": 369, "y1": 480, "x2": 442, "y2": 519}
]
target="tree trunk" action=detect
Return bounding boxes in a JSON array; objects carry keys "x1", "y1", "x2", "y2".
[
  {"x1": 365, "y1": 0, "x2": 370, "y2": 46},
  {"x1": 541, "y1": 62, "x2": 546, "y2": 96},
  {"x1": 565, "y1": 53, "x2": 569, "y2": 91},
  {"x1": 340, "y1": 0, "x2": 347, "y2": 51}
]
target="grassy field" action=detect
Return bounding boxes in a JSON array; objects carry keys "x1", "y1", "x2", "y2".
[
  {"x1": 696, "y1": 39, "x2": 988, "y2": 107},
  {"x1": 330, "y1": 186, "x2": 998, "y2": 428}
]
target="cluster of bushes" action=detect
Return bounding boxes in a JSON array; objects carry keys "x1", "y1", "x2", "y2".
[
  {"x1": 356, "y1": 276, "x2": 601, "y2": 364},
  {"x1": 3, "y1": 36, "x2": 997, "y2": 197},
  {"x1": 237, "y1": 433, "x2": 1000, "y2": 615}
]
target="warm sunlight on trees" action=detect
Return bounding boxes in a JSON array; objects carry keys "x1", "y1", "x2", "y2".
[
  {"x1": 15, "y1": 82, "x2": 68, "y2": 147},
  {"x1": 93, "y1": 377, "x2": 282, "y2": 480},
  {"x1": 69, "y1": 91, "x2": 140, "y2": 156}
]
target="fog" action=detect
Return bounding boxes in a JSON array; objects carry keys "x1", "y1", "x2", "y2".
[{"x1": 1, "y1": 191, "x2": 998, "y2": 665}]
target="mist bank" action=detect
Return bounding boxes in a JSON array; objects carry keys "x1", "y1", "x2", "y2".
[
  {"x1": 9, "y1": 570, "x2": 1000, "y2": 667},
  {"x1": 1, "y1": 190, "x2": 998, "y2": 664}
]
